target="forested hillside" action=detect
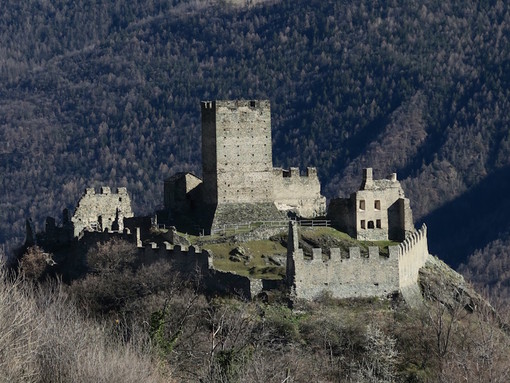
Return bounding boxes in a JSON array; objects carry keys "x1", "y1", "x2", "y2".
[{"x1": 1, "y1": 0, "x2": 510, "y2": 298}]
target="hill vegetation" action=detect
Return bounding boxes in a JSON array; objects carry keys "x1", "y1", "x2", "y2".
[
  {"x1": 1, "y1": 0, "x2": 510, "y2": 298},
  {"x1": 8, "y1": 238, "x2": 510, "y2": 382}
]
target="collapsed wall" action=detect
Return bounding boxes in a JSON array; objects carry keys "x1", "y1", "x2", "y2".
[
  {"x1": 272, "y1": 167, "x2": 326, "y2": 218},
  {"x1": 71, "y1": 187, "x2": 134, "y2": 237}
]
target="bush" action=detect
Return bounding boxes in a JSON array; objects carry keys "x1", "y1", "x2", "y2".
[
  {"x1": 86, "y1": 238, "x2": 138, "y2": 273},
  {"x1": 0, "y1": 271, "x2": 168, "y2": 383},
  {"x1": 19, "y1": 246, "x2": 54, "y2": 281}
]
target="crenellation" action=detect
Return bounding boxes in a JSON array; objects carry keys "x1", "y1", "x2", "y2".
[
  {"x1": 368, "y1": 246, "x2": 380, "y2": 259},
  {"x1": 349, "y1": 247, "x2": 361, "y2": 259},
  {"x1": 166, "y1": 100, "x2": 326, "y2": 232},
  {"x1": 306, "y1": 167, "x2": 317, "y2": 177},
  {"x1": 311, "y1": 248, "x2": 322, "y2": 262},
  {"x1": 35, "y1": 99, "x2": 435, "y2": 304},
  {"x1": 330, "y1": 248, "x2": 341, "y2": 261},
  {"x1": 287, "y1": 220, "x2": 429, "y2": 301},
  {"x1": 71, "y1": 186, "x2": 134, "y2": 237},
  {"x1": 289, "y1": 167, "x2": 299, "y2": 177}
]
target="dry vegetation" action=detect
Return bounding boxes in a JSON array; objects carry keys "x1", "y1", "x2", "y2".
[
  {"x1": 8, "y1": 238, "x2": 510, "y2": 382},
  {"x1": 0, "y1": 271, "x2": 169, "y2": 383}
]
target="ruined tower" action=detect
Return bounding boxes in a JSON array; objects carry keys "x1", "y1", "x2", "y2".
[
  {"x1": 201, "y1": 100, "x2": 273, "y2": 205},
  {"x1": 163, "y1": 100, "x2": 326, "y2": 233}
]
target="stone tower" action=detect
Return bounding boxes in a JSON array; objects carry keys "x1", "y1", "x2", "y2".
[{"x1": 201, "y1": 100, "x2": 273, "y2": 205}]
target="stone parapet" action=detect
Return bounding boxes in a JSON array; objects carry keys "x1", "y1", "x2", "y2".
[{"x1": 286, "y1": 221, "x2": 430, "y2": 302}]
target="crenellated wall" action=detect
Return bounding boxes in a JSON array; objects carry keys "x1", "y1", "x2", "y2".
[
  {"x1": 139, "y1": 240, "x2": 268, "y2": 299},
  {"x1": 287, "y1": 221, "x2": 431, "y2": 301},
  {"x1": 141, "y1": 241, "x2": 213, "y2": 273},
  {"x1": 398, "y1": 223, "x2": 430, "y2": 289},
  {"x1": 272, "y1": 167, "x2": 326, "y2": 218}
]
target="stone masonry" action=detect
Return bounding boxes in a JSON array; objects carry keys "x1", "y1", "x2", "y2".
[
  {"x1": 328, "y1": 168, "x2": 414, "y2": 241},
  {"x1": 201, "y1": 100, "x2": 274, "y2": 205},
  {"x1": 164, "y1": 100, "x2": 326, "y2": 232},
  {"x1": 71, "y1": 187, "x2": 134, "y2": 237},
  {"x1": 286, "y1": 221, "x2": 430, "y2": 301}
]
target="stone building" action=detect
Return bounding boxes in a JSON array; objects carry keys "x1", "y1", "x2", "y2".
[
  {"x1": 327, "y1": 168, "x2": 414, "y2": 241},
  {"x1": 163, "y1": 100, "x2": 326, "y2": 232},
  {"x1": 71, "y1": 187, "x2": 134, "y2": 237}
]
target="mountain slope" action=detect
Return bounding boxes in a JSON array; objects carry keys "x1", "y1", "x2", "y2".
[{"x1": 1, "y1": 0, "x2": 510, "y2": 298}]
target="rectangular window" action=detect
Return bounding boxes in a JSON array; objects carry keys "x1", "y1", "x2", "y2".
[
  {"x1": 376, "y1": 219, "x2": 382, "y2": 228},
  {"x1": 361, "y1": 220, "x2": 366, "y2": 229},
  {"x1": 374, "y1": 200, "x2": 381, "y2": 210},
  {"x1": 359, "y1": 200, "x2": 365, "y2": 210}
]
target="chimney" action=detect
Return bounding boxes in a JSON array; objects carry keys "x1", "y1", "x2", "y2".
[{"x1": 361, "y1": 168, "x2": 374, "y2": 189}]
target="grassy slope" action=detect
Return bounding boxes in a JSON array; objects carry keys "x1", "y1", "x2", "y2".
[{"x1": 178, "y1": 226, "x2": 398, "y2": 279}]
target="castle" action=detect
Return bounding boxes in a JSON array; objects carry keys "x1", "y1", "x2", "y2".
[
  {"x1": 27, "y1": 100, "x2": 432, "y2": 303},
  {"x1": 163, "y1": 100, "x2": 326, "y2": 233}
]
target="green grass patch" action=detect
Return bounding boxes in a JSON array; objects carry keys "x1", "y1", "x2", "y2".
[{"x1": 202, "y1": 240, "x2": 287, "y2": 280}]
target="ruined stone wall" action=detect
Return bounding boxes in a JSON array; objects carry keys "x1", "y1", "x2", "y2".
[
  {"x1": 201, "y1": 100, "x2": 273, "y2": 205},
  {"x1": 164, "y1": 173, "x2": 202, "y2": 210},
  {"x1": 353, "y1": 169, "x2": 412, "y2": 241},
  {"x1": 398, "y1": 224, "x2": 430, "y2": 289},
  {"x1": 287, "y1": 222, "x2": 431, "y2": 301},
  {"x1": 71, "y1": 187, "x2": 134, "y2": 237},
  {"x1": 142, "y1": 241, "x2": 213, "y2": 274},
  {"x1": 287, "y1": 222, "x2": 400, "y2": 300},
  {"x1": 272, "y1": 167, "x2": 326, "y2": 218},
  {"x1": 141, "y1": 241, "x2": 264, "y2": 298},
  {"x1": 327, "y1": 197, "x2": 355, "y2": 237}
]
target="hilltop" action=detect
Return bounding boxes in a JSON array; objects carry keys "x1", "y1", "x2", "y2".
[
  {"x1": 11, "y1": 218, "x2": 510, "y2": 382},
  {"x1": 1, "y1": 0, "x2": 510, "y2": 297}
]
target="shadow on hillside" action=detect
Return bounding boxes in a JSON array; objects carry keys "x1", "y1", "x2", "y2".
[{"x1": 421, "y1": 165, "x2": 510, "y2": 269}]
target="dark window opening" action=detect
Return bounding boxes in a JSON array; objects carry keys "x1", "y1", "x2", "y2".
[
  {"x1": 375, "y1": 200, "x2": 381, "y2": 210},
  {"x1": 359, "y1": 200, "x2": 365, "y2": 210},
  {"x1": 376, "y1": 219, "x2": 382, "y2": 228},
  {"x1": 361, "y1": 220, "x2": 366, "y2": 229},
  {"x1": 368, "y1": 221, "x2": 375, "y2": 229}
]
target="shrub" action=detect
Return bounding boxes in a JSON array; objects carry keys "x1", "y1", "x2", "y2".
[
  {"x1": 0, "y1": 271, "x2": 169, "y2": 383},
  {"x1": 19, "y1": 246, "x2": 54, "y2": 281}
]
